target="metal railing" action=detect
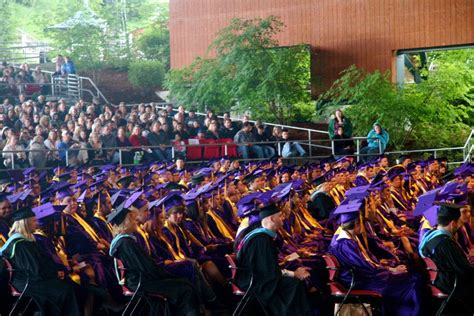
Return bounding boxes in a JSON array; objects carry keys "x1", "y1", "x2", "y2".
[
  {"x1": 9, "y1": 65, "x2": 109, "y2": 104},
  {"x1": 1, "y1": 131, "x2": 472, "y2": 170},
  {"x1": 150, "y1": 102, "x2": 332, "y2": 157}
]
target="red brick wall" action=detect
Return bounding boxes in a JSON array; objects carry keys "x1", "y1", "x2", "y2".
[{"x1": 169, "y1": 0, "x2": 474, "y2": 92}]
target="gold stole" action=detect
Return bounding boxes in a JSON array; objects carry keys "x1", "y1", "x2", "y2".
[
  {"x1": 94, "y1": 213, "x2": 113, "y2": 235},
  {"x1": 0, "y1": 233, "x2": 6, "y2": 247},
  {"x1": 207, "y1": 208, "x2": 235, "y2": 240},
  {"x1": 298, "y1": 206, "x2": 323, "y2": 229},
  {"x1": 35, "y1": 231, "x2": 81, "y2": 284},
  {"x1": 390, "y1": 189, "x2": 409, "y2": 212},
  {"x1": 376, "y1": 209, "x2": 396, "y2": 231},
  {"x1": 163, "y1": 221, "x2": 187, "y2": 258},
  {"x1": 224, "y1": 197, "x2": 241, "y2": 224},
  {"x1": 136, "y1": 226, "x2": 152, "y2": 255},
  {"x1": 69, "y1": 212, "x2": 101, "y2": 242},
  {"x1": 158, "y1": 233, "x2": 186, "y2": 260},
  {"x1": 343, "y1": 229, "x2": 380, "y2": 267}
]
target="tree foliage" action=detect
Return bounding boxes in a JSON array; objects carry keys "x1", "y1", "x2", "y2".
[
  {"x1": 165, "y1": 16, "x2": 312, "y2": 123},
  {"x1": 318, "y1": 51, "x2": 473, "y2": 150},
  {"x1": 128, "y1": 59, "x2": 165, "y2": 89}
]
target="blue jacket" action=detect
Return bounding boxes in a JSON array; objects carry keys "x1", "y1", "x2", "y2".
[{"x1": 366, "y1": 129, "x2": 389, "y2": 151}]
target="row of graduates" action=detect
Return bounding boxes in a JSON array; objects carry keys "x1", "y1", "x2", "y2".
[{"x1": 0, "y1": 156, "x2": 472, "y2": 315}]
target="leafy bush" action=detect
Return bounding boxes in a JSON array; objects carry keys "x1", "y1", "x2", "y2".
[
  {"x1": 317, "y1": 63, "x2": 473, "y2": 150},
  {"x1": 128, "y1": 60, "x2": 165, "y2": 89}
]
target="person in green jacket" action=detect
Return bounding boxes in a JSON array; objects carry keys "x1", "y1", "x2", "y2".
[{"x1": 328, "y1": 109, "x2": 353, "y2": 139}]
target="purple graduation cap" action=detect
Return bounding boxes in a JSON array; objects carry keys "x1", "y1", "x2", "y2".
[
  {"x1": 413, "y1": 189, "x2": 440, "y2": 216},
  {"x1": 333, "y1": 199, "x2": 363, "y2": 224},
  {"x1": 124, "y1": 191, "x2": 146, "y2": 209},
  {"x1": 33, "y1": 203, "x2": 66, "y2": 224},
  {"x1": 151, "y1": 191, "x2": 183, "y2": 214},
  {"x1": 345, "y1": 185, "x2": 371, "y2": 200},
  {"x1": 422, "y1": 205, "x2": 439, "y2": 226}
]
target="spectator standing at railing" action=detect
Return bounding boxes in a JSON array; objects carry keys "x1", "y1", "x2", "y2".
[
  {"x1": 32, "y1": 66, "x2": 49, "y2": 95},
  {"x1": 87, "y1": 133, "x2": 106, "y2": 165},
  {"x1": 281, "y1": 129, "x2": 307, "y2": 158},
  {"x1": 328, "y1": 109, "x2": 353, "y2": 139},
  {"x1": 234, "y1": 122, "x2": 264, "y2": 159},
  {"x1": 61, "y1": 56, "x2": 76, "y2": 75},
  {"x1": 2, "y1": 134, "x2": 28, "y2": 168},
  {"x1": 53, "y1": 54, "x2": 65, "y2": 76},
  {"x1": 359, "y1": 122, "x2": 390, "y2": 163}
]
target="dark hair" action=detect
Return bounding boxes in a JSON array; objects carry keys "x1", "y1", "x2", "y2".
[
  {"x1": 243, "y1": 122, "x2": 252, "y2": 128},
  {"x1": 341, "y1": 218, "x2": 358, "y2": 230},
  {"x1": 281, "y1": 128, "x2": 289, "y2": 133},
  {"x1": 437, "y1": 204, "x2": 461, "y2": 226}
]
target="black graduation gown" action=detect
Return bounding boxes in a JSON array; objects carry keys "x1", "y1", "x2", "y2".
[
  {"x1": 235, "y1": 233, "x2": 310, "y2": 316},
  {"x1": 111, "y1": 236, "x2": 199, "y2": 315},
  {"x1": 2, "y1": 239, "x2": 80, "y2": 316},
  {"x1": 423, "y1": 233, "x2": 474, "y2": 300}
]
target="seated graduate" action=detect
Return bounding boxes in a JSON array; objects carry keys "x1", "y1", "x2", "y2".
[
  {"x1": 0, "y1": 207, "x2": 80, "y2": 316},
  {"x1": 108, "y1": 201, "x2": 200, "y2": 316},
  {"x1": 419, "y1": 203, "x2": 474, "y2": 313},
  {"x1": 131, "y1": 192, "x2": 220, "y2": 308},
  {"x1": 329, "y1": 200, "x2": 426, "y2": 316},
  {"x1": 235, "y1": 201, "x2": 311, "y2": 316}
]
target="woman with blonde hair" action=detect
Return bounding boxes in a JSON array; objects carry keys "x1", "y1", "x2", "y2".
[{"x1": 0, "y1": 208, "x2": 80, "y2": 316}]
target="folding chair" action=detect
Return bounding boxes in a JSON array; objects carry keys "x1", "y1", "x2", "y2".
[
  {"x1": 323, "y1": 254, "x2": 382, "y2": 316},
  {"x1": 225, "y1": 254, "x2": 269, "y2": 316},
  {"x1": 423, "y1": 257, "x2": 457, "y2": 316},
  {"x1": 114, "y1": 258, "x2": 170, "y2": 316},
  {"x1": 2, "y1": 257, "x2": 39, "y2": 316},
  {"x1": 202, "y1": 139, "x2": 221, "y2": 159}
]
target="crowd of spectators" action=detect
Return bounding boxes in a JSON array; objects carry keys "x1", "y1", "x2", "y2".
[
  {"x1": 0, "y1": 62, "x2": 393, "y2": 170},
  {"x1": 0, "y1": 58, "x2": 76, "y2": 98},
  {"x1": 0, "y1": 93, "x2": 308, "y2": 169}
]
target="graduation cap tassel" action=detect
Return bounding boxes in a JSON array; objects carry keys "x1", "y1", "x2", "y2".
[{"x1": 224, "y1": 179, "x2": 227, "y2": 197}]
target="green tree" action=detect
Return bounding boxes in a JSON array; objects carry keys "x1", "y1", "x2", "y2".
[
  {"x1": 165, "y1": 16, "x2": 312, "y2": 123},
  {"x1": 318, "y1": 62, "x2": 472, "y2": 151},
  {"x1": 128, "y1": 59, "x2": 165, "y2": 91}
]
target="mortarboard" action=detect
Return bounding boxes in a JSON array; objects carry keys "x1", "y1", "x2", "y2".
[
  {"x1": 436, "y1": 202, "x2": 463, "y2": 225},
  {"x1": 413, "y1": 189, "x2": 440, "y2": 216},
  {"x1": 11, "y1": 207, "x2": 35, "y2": 222},
  {"x1": 333, "y1": 199, "x2": 363, "y2": 224},
  {"x1": 124, "y1": 191, "x2": 147, "y2": 209},
  {"x1": 386, "y1": 165, "x2": 405, "y2": 180},
  {"x1": 259, "y1": 203, "x2": 280, "y2": 220},
  {"x1": 33, "y1": 203, "x2": 66, "y2": 223},
  {"x1": 422, "y1": 205, "x2": 439, "y2": 226},
  {"x1": 107, "y1": 202, "x2": 128, "y2": 225},
  {"x1": 345, "y1": 185, "x2": 371, "y2": 200},
  {"x1": 152, "y1": 191, "x2": 184, "y2": 214}
]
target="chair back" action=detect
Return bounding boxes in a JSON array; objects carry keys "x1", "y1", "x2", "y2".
[
  {"x1": 423, "y1": 257, "x2": 439, "y2": 284},
  {"x1": 1, "y1": 257, "x2": 22, "y2": 296},
  {"x1": 323, "y1": 254, "x2": 340, "y2": 281},
  {"x1": 185, "y1": 139, "x2": 203, "y2": 160},
  {"x1": 225, "y1": 254, "x2": 245, "y2": 295},
  {"x1": 114, "y1": 258, "x2": 135, "y2": 296}
]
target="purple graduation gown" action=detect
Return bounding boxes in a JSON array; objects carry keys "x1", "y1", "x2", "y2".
[{"x1": 329, "y1": 232, "x2": 425, "y2": 316}]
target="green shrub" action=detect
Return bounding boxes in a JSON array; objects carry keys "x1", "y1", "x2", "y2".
[{"x1": 128, "y1": 60, "x2": 165, "y2": 89}]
